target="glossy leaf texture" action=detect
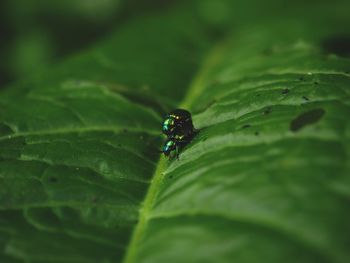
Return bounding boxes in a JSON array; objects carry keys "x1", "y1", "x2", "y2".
[
  {"x1": 1, "y1": 1, "x2": 350, "y2": 263},
  {"x1": 0, "y1": 6, "x2": 215, "y2": 263},
  {"x1": 124, "y1": 17, "x2": 350, "y2": 263}
]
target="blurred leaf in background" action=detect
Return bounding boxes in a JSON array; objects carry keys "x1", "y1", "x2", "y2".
[
  {"x1": 0, "y1": 0, "x2": 184, "y2": 87},
  {"x1": 0, "y1": 0, "x2": 124, "y2": 86}
]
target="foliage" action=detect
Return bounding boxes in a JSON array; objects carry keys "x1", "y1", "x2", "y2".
[{"x1": 0, "y1": 1, "x2": 349, "y2": 262}]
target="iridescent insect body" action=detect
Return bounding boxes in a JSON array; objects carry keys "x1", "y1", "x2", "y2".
[
  {"x1": 161, "y1": 139, "x2": 178, "y2": 158},
  {"x1": 160, "y1": 109, "x2": 198, "y2": 159},
  {"x1": 162, "y1": 109, "x2": 194, "y2": 137}
]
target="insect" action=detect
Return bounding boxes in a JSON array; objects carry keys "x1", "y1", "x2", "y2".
[
  {"x1": 162, "y1": 109, "x2": 196, "y2": 139},
  {"x1": 160, "y1": 109, "x2": 198, "y2": 159},
  {"x1": 161, "y1": 138, "x2": 179, "y2": 158}
]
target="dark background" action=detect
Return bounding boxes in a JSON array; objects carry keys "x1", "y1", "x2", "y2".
[
  {"x1": 1, "y1": 0, "x2": 349, "y2": 89},
  {"x1": 0, "y1": 0, "x2": 182, "y2": 88}
]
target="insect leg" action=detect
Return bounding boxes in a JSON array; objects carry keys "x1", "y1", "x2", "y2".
[{"x1": 175, "y1": 143, "x2": 180, "y2": 160}]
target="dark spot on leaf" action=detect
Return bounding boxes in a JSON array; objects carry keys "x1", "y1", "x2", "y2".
[
  {"x1": 299, "y1": 76, "x2": 305, "y2": 81},
  {"x1": 282, "y1": 88, "x2": 289, "y2": 95},
  {"x1": 123, "y1": 129, "x2": 128, "y2": 133},
  {"x1": 262, "y1": 48, "x2": 273, "y2": 56},
  {"x1": 0, "y1": 123, "x2": 13, "y2": 137},
  {"x1": 49, "y1": 177, "x2": 58, "y2": 183},
  {"x1": 323, "y1": 36, "x2": 350, "y2": 57},
  {"x1": 314, "y1": 81, "x2": 319, "y2": 85},
  {"x1": 118, "y1": 143, "x2": 122, "y2": 147},
  {"x1": 242, "y1": 124, "x2": 251, "y2": 129},
  {"x1": 302, "y1": 96, "x2": 310, "y2": 101},
  {"x1": 21, "y1": 140, "x2": 27, "y2": 146},
  {"x1": 290, "y1": 108, "x2": 325, "y2": 132},
  {"x1": 262, "y1": 107, "x2": 272, "y2": 115},
  {"x1": 169, "y1": 175, "x2": 174, "y2": 179},
  {"x1": 256, "y1": 93, "x2": 261, "y2": 97},
  {"x1": 254, "y1": 131, "x2": 260, "y2": 136}
]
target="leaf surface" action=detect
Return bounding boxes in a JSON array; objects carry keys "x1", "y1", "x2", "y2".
[{"x1": 1, "y1": 1, "x2": 350, "y2": 263}]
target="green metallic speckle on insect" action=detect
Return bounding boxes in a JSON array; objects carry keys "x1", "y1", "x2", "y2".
[
  {"x1": 162, "y1": 139, "x2": 177, "y2": 157},
  {"x1": 163, "y1": 118, "x2": 174, "y2": 132}
]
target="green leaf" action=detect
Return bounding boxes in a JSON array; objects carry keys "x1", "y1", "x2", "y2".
[{"x1": 1, "y1": 1, "x2": 350, "y2": 263}]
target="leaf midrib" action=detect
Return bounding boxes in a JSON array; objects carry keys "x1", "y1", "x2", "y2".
[{"x1": 122, "y1": 40, "x2": 229, "y2": 263}]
